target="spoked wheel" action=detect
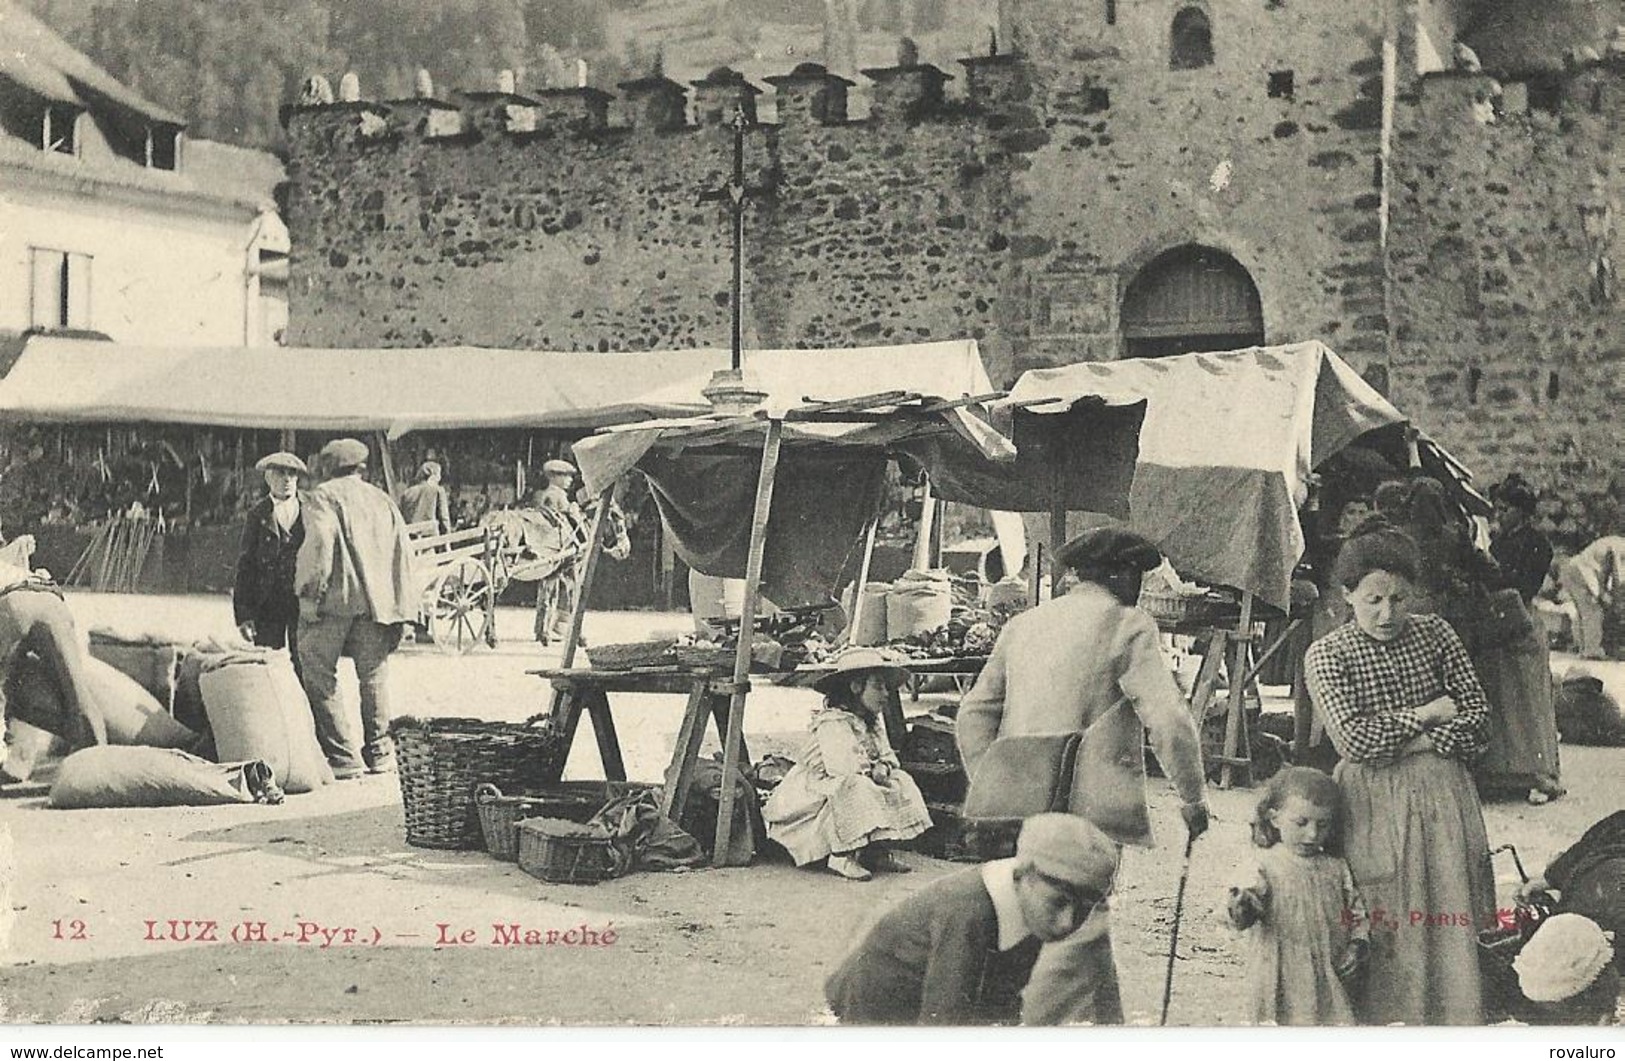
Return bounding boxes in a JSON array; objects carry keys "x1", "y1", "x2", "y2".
[{"x1": 427, "y1": 557, "x2": 494, "y2": 655}]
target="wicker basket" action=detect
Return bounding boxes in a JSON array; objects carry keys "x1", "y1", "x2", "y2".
[
  {"x1": 1478, "y1": 924, "x2": 1526, "y2": 1018},
  {"x1": 583, "y1": 639, "x2": 678, "y2": 670},
  {"x1": 391, "y1": 715, "x2": 570, "y2": 850},
  {"x1": 674, "y1": 643, "x2": 735, "y2": 670},
  {"x1": 516, "y1": 818, "x2": 629, "y2": 884},
  {"x1": 1137, "y1": 590, "x2": 1222, "y2": 626},
  {"x1": 475, "y1": 781, "x2": 655, "y2": 862},
  {"x1": 674, "y1": 640, "x2": 783, "y2": 671}
]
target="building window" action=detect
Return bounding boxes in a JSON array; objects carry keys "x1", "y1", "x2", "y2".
[
  {"x1": 1105, "y1": 0, "x2": 1116, "y2": 25},
  {"x1": 1170, "y1": 7, "x2": 1214, "y2": 70},
  {"x1": 146, "y1": 126, "x2": 180, "y2": 171},
  {"x1": 29, "y1": 249, "x2": 92, "y2": 330},
  {"x1": 42, "y1": 105, "x2": 80, "y2": 155},
  {"x1": 1268, "y1": 70, "x2": 1295, "y2": 99}
]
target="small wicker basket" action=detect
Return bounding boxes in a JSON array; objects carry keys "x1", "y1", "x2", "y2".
[
  {"x1": 391, "y1": 715, "x2": 569, "y2": 850},
  {"x1": 516, "y1": 818, "x2": 629, "y2": 884},
  {"x1": 475, "y1": 781, "x2": 655, "y2": 862}
]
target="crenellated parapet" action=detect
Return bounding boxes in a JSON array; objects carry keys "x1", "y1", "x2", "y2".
[{"x1": 282, "y1": 43, "x2": 1032, "y2": 150}]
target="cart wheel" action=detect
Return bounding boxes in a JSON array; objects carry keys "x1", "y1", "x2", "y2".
[{"x1": 427, "y1": 557, "x2": 494, "y2": 655}]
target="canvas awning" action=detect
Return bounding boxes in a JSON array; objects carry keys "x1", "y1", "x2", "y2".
[
  {"x1": 1001, "y1": 340, "x2": 1467, "y2": 611},
  {"x1": 574, "y1": 389, "x2": 1146, "y2": 607},
  {"x1": 0, "y1": 336, "x2": 1000, "y2": 437}
]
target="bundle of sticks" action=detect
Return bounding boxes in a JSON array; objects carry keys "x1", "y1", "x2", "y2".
[{"x1": 66, "y1": 513, "x2": 162, "y2": 593}]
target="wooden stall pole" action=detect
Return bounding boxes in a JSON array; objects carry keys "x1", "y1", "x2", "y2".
[
  {"x1": 910, "y1": 477, "x2": 935, "y2": 571},
  {"x1": 1218, "y1": 590, "x2": 1256, "y2": 789},
  {"x1": 845, "y1": 509, "x2": 880, "y2": 645},
  {"x1": 546, "y1": 488, "x2": 613, "y2": 749},
  {"x1": 374, "y1": 432, "x2": 399, "y2": 500},
  {"x1": 557, "y1": 488, "x2": 612, "y2": 674},
  {"x1": 1049, "y1": 449, "x2": 1067, "y2": 600},
  {"x1": 660, "y1": 528, "x2": 678, "y2": 611},
  {"x1": 714, "y1": 419, "x2": 783, "y2": 867}
]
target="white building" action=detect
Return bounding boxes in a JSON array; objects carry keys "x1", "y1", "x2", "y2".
[{"x1": 0, "y1": 1, "x2": 287, "y2": 347}]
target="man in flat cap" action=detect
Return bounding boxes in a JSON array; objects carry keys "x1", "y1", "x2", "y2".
[
  {"x1": 294, "y1": 439, "x2": 417, "y2": 779},
  {"x1": 825, "y1": 813, "x2": 1117, "y2": 1025},
  {"x1": 233, "y1": 452, "x2": 308, "y2": 663},
  {"x1": 958, "y1": 524, "x2": 1209, "y2": 1025},
  {"x1": 531, "y1": 458, "x2": 584, "y2": 646}
]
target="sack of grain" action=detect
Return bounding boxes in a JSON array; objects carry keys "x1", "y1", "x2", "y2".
[
  {"x1": 886, "y1": 570, "x2": 954, "y2": 640},
  {"x1": 200, "y1": 651, "x2": 333, "y2": 793},
  {"x1": 840, "y1": 581, "x2": 891, "y2": 646}
]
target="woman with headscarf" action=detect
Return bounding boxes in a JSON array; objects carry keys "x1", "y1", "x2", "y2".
[{"x1": 1304, "y1": 521, "x2": 1496, "y2": 1024}]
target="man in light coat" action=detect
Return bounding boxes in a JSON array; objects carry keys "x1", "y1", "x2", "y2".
[
  {"x1": 294, "y1": 439, "x2": 417, "y2": 779},
  {"x1": 957, "y1": 526, "x2": 1210, "y2": 1025}
]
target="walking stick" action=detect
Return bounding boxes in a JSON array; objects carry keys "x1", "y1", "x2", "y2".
[{"x1": 1159, "y1": 834, "x2": 1196, "y2": 1027}]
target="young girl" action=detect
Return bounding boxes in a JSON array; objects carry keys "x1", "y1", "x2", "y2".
[
  {"x1": 764, "y1": 649, "x2": 932, "y2": 881},
  {"x1": 1228, "y1": 766, "x2": 1370, "y2": 1026}
]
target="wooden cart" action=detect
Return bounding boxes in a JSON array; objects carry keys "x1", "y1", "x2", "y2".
[{"x1": 406, "y1": 521, "x2": 505, "y2": 653}]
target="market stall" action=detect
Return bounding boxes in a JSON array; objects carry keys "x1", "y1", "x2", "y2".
[
  {"x1": 1001, "y1": 340, "x2": 1488, "y2": 783},
  {"x1": 548, "y1": 379, "x2": 1147, "y2": 865}
]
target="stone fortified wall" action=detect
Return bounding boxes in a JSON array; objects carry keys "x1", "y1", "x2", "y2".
[{"x1": 283, "y1": 15, "x2": 1624, "y2": 531}]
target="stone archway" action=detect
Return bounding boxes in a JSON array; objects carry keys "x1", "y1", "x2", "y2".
[{"x1": 1120, "y1": 244, "x2": 1264, "y2": 358}]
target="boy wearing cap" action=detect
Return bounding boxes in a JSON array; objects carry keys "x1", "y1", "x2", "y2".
[
  {"x1": 958, "y1": 525, "x2": 1209, "y2": 1025},
  {"x1": 824, "y1": 813, "x2": 1117, "y2": 1025},
  {"x1": 233, "y1": 452, "x2": 308, "y2": 659}
]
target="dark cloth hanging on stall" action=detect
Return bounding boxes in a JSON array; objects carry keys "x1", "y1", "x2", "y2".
[
  {"x1": 892, "y1": 401, "x2": 1144, "y2": 518},
  {"x1": 637, "y1": 450, "x2": 887, "y2": 608}
]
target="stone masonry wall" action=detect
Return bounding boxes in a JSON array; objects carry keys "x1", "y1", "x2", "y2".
[
  {"x1": 283, "y1": 1, "x2": 1623, "y2": 526},
  {"x1": 994, "y1": 0, "x2": 1389, "y2": 373},
  {"x1": 1386, "y1": 65, "x2": 1625, "y2": 540}
]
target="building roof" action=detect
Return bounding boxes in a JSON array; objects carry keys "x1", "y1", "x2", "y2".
[
  {"x1": 0, "y1": 1, "x2": 184, "y2": 125},
  {"x1": 0, "y1": 132, "x2": 282, "y2": 213},
  {"x1": 183, "y1": 139, "x2": 285, "y2": 210}
]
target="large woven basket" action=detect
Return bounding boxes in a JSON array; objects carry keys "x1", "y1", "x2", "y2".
[
  {"x1": 583, "y1": 639, "x2": 677, "y2": 670},
  {"x1": 475, "y1": 780, "x2": 655, "y2": 862},
  {"x1": 517, "y1": 818, "x2": 629, "y2": 884},
  {"x1": 392, "y1": 715, "x2": 570, "y2": 850}
]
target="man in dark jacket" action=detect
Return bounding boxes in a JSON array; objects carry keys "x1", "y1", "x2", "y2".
[
  {"x1": 825, "y1": 814, "x2": 1117, "y2": 1025},
  {"x1": 233, "y1": 452, "x2": 307, "y2": 662}
]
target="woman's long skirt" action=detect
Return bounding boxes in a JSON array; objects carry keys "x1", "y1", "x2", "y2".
[
  {"x1": 1336, "y1": 752, "x2": 1496, "y2": 1025},
  {"x1": 1472, "y1": 629, "x2": 1561, "y2": 792}
]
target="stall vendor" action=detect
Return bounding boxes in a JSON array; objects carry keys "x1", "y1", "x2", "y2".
[
  {"x1": 957, "y1": 526, "x2": 1210, "y2": 1025},
  {"x1": 824, "y1": 813, "x2": 1118, "y2": 1025}
]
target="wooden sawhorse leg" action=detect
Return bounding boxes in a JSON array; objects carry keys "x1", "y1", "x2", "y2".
[
  {"x1": 660, "y1": 679, "x2": 752, "y2": 829},
  {"x1": 662, "y1": 681, "x2": 714, "y2": 823},
  {"x1": 550, "y1": 685, "x2": 627, "y2": 782}
]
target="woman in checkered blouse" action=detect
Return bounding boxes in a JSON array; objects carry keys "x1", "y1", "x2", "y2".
[{"x1": 1304, "y1": 523, "x2": 1496, "y2": 1025}]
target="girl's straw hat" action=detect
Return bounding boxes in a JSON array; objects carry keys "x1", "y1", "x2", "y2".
[{"x1": 812, "y1": 648, "x2": 910, "y2": 698}]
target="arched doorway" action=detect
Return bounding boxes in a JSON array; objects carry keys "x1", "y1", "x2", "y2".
[{"x1": 1120, "y1": 245, "x2": 1264, "y2": 358}]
